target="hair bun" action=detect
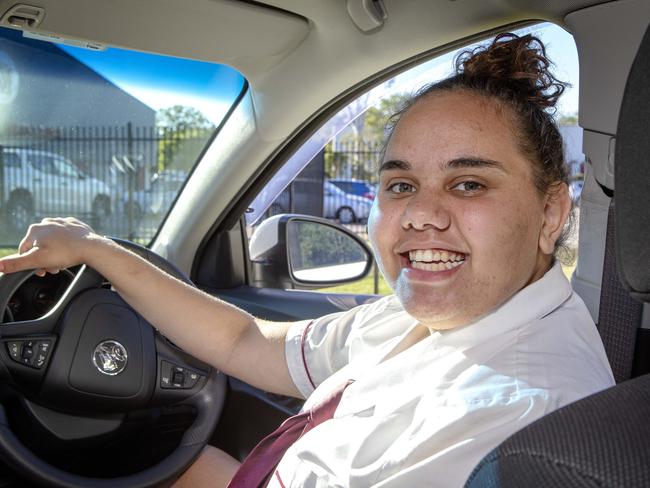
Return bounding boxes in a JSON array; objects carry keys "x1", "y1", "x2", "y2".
[{"x1": 457, "y1": 33, "x2": 566, "y2": 110}]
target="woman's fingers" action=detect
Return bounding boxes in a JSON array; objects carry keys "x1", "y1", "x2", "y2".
[
  {"x1": 0, "y1": 247, "x2": 41, "y2": 274},
  {"x1": 1, "y1": 217, "x2": 94, "y2": 275}
]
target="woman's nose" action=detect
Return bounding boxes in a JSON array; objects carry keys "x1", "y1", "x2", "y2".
[{"x1": 401, "y1": 192, "x2": 451, "y2": 231}]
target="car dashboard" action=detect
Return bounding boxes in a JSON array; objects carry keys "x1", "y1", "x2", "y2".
[{"x1": 3, "y1": 269, "x2": 78, "y2": 324}]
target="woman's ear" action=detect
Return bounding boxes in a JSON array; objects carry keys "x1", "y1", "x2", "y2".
[{"x1": 539, "y1": 182, "x2": 572, "y2": 255}]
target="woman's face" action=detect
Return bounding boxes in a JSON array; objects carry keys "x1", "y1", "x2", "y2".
[{"x1": 368, "y1": 90, "x2": 568, "y2": 329}]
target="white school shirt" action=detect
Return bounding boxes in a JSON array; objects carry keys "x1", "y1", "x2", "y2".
[{"x1": 272, "y1": 262, "x2": 614, "y2": 488}]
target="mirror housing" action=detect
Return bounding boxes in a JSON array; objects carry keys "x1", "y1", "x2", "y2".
[{"x1": 249, "y1": 214, "x2": 373, "y2": 290}]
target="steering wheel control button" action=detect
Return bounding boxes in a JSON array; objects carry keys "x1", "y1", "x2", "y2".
[
  {"x1": 21, "y1": 341, "x2": 34, "y2": 362},
  {"x1": 160, "y1": 360, "x2": 203, "y2": 389},
  {"x1": 172, "y1": 369, "x2": 185, "y2": 387},
  {"x1": 34, "y1": 341, "x2": 52, "y2": 369},
  {"x1": 4, "y1": 338, "x2": 55, "y2": 370},
  {"x1": 161, "y1": 360, "x2": 173, "y2": 387},
  {"x1": 92, "y1": 340, "x2": 128, "y2": 376},
  {"x1": 185, "y1": 371, "x2": 200, "y2": 389},
  {"x1": 7, "y1": 341, "x2": 21, "y2": 360}
]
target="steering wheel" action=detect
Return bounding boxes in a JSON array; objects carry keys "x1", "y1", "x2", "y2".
[{"x1": 0, "y1": 238, "x2": 226, "y2": 487}]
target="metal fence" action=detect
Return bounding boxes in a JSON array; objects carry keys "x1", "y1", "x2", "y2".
[
  {"x1": 266, "y1": 140, "x2": 382, "y2": 221},
  {"x1": 0, "y1": 124, "x2": 213, "y2": 246}
]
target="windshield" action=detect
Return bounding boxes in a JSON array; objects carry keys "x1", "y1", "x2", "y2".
[{"x1": 0, "y1": 27, "x2": 245, "y2": 247}]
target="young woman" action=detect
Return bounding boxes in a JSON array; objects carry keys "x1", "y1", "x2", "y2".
[{"x1": 0, "y1": 33, "x2": 614, "y2": 487}]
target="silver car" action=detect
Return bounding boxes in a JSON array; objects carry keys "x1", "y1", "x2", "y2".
[
  {"x1": 1, "y1": 148, "x2": 112, "y2": 231},
  {"x1": 323, "y1": 181, "x2": 372, "y2": 224}
]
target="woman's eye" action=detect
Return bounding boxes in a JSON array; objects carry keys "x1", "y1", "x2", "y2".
[
  {"x1": 387, "y1": 182, "x2": 415, "y2": 194},
  {"x1": 453, "y1": 181, "x2": 485, "y2": 193}
]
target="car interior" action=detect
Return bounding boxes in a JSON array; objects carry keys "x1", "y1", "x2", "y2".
[{"x1": 0, "y1": 0, "x2": 647, "y2": 486}]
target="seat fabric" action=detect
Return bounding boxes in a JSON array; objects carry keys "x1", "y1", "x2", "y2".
[{"x1": 465, "y1": 374, "x2": 650, "y2": 487}]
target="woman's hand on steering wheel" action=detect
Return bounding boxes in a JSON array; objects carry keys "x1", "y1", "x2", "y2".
[{"x1": 0, "y1": 217, "x2": 100, "y2": 277}]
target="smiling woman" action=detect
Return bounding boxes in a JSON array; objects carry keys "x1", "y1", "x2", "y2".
[{"x1": 369, "y1": 34, "x2": 572, "y2": 330}]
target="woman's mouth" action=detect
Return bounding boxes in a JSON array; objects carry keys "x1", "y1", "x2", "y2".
[{"x1": 404, "y1": 249, "x2": 466, "y2": 272}]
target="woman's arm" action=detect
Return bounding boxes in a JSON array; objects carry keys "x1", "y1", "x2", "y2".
[{"x1": 0, "y1": 218, "x2": 302, "y2": 398}]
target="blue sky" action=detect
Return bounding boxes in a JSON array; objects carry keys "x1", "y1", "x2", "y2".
[
  {"x1": 526, "y1": 22, "x2": 580, "y2": 116},
  {"x1": 60, "y1": 45, "x2": 245, "y2": 124}
]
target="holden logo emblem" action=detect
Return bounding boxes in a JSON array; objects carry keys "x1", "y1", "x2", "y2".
[{"x1": 92, "y1": 340, "x2": 128, "y2": 376}]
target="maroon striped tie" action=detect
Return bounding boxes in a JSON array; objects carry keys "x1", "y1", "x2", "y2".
[{"x1": 227, "y1": 381, "x2": 352, "y2": 488}]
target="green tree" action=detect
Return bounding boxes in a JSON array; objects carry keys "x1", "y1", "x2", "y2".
[
  {"x1": 156, "y1": 105, "x2": 214, "y2": 131},
  {"x1": 557, "y1": 112, "x2": 579, "y2": 126},
  {"x1": 362, "y1": 94, "x2": 410, "y2": 141},
  {"x1": 156, "y1": 106, "x2": 215, "y2": 171}
]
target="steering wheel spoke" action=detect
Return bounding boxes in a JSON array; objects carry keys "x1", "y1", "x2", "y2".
[{"x1": 151, "y1": 334, "x2": 214, "y2": 405}]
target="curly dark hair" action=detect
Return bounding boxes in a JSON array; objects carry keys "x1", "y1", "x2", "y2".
[{"x1": 385, "y1": 33, "x2": 574, "y2": 258}]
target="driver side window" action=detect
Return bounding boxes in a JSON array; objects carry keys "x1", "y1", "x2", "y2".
[{"x1": 244, "y1": 22, "x2": 581, "y2": 294}]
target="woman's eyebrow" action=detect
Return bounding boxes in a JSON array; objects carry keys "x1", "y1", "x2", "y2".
[
  {"x1": 379, "y1": 160, "x2": 411, "y2": 173},
  {"x1": 445, "y1": 157, "x2": 508, "y2": 172}
]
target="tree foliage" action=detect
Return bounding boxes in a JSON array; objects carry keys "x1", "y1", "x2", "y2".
[
  {"x1": 362, "y1": 94, "x2": 410, "y2": 141},
  {"x1": 289, "y1": 221, "x2": 366, "y2": 270},
  {"x1": 155, "y1": 106, "x2": 215, "y2": 171},
  {"x1": 156, "y1": 105, "x2": 214, "y2": 131},
  {"x1": 557, "y1": 112, "x2": 579, "y2": 126}
]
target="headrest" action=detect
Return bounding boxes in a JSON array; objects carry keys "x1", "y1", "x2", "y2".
[{"x1": 615, "y1": 23, "x2": 650, "y2": 303}]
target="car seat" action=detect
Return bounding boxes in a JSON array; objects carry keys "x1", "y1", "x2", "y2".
[{"x1": 465, "y1": 22, "x2": 650, "y2": 487}]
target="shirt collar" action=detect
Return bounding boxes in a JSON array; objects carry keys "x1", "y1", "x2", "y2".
[
  {"x1": 434, "y1": 260, "x2": 572, "y2": 347},
  {"x1": 333, "y1": 262, "x2": 573, "y2": 416}
]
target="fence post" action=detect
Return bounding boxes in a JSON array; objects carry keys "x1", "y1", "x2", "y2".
[
  {"x1": 373, "y1": 261, "x2": 379, "y2": 294},
  {"x1": 127, "y1": 122, "x2": 135, "y2": 240},
  {"x1": 0, "y1": 145, "x2": 4, "y2": 228}
]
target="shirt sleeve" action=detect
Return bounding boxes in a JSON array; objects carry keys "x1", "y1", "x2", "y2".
[
  {"x1": 284, "y1": 296, "x2": 399, "y2": 398},
  {"x1": 284, "y1": 311, "x2": 354, "y2": 398}
]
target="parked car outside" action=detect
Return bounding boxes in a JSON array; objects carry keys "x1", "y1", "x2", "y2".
[
  {"x1": 323, "y1": 180, "x2": 373, "y2": 224},
  {"x1": 569, "y1": 179, "x2": 584, "y2": 204},
  {"x1": 1, "y1": 148, "x2": 112, "y2": 231},
  {"x1": 122, "y1": 169, "x2": 187, "y2": 220},
  {"x1": 327, "y1": 178, "x2": 376, "y2": 200}
]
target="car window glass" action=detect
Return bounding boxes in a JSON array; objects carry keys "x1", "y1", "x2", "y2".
[
  {"x1": 2, "y1": 152, "x2": 20, "y2": 168},
  {"x1": 52, "y1": 157, "x2": 81, "y2": 178},
  {"x1": 0, "y1": 26, "x2": 245, "y2": 248},
  {"x1": 28, "y1": 154, "x2": 57, "y2": 175},
  {"x1": 244, "y1": 22, "x2": 581, "y2": 294}
]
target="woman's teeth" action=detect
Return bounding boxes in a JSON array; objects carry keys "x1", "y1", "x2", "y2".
[{"x1": 408, "y1": 249, "x2": 465, "y2": 272}]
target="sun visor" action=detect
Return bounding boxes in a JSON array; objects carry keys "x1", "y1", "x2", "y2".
[
  {"x1": 0, "y1": 0, "x2": 309, "y2": 77},
  {"x1": 615, "y1": 23, "x2": 650, "y2": 302}
]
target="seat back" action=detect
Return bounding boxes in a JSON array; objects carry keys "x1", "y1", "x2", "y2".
[{"x1": 596, "y1": 200, "x2": 643, "y2": 383}]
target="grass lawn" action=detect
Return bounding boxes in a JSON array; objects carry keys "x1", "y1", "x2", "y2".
[
  {"x1": 0, "y1": 248, "x2": 16, "y2": 259},
  {"x1": 321, "y1": 268, "x2": 392, "y2": 295}
]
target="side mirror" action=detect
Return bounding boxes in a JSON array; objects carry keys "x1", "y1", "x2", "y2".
[{"x1": 249, "y1": 214, "x2": 373, "y2": 289}]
